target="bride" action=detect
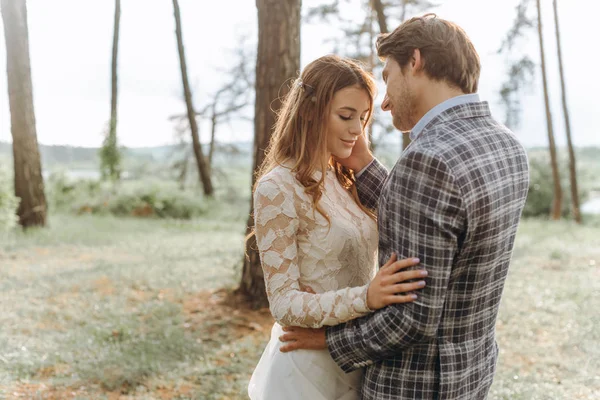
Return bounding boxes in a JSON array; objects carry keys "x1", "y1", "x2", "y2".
[{"x1": 247, "y1": 55, "x2": 427, "y2": 400}]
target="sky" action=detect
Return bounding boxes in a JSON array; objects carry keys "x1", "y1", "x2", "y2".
[{"x1": 0, "y1": 0, "x2": 598, "y2": 149}]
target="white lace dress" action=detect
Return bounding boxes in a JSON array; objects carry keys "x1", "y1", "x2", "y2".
[{"x1": 248, "y1": 164, "x2": 378, "y2": 400}]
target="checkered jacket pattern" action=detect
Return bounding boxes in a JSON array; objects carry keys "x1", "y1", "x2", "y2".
[{"x1": 326, "y1": 101, "x2": 530, "y2": 400}]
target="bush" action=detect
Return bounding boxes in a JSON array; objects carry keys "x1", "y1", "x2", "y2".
[
  {"x1": 47, "y1": 171, "x2": 207, "y2": 220},
  {"x1": 0, "y1": 166, "x2": 19, "y2": 231},
  {"x1": 46, "y1": 169, "x2": 104, "y2": 211},
  {"x1": 523, "y1": 152, "x2": 591, "y2": 218}
]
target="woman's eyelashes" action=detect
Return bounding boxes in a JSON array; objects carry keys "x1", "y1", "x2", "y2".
[{"x1": 339, "y1": 114, "x2": 367, "y2": 122}]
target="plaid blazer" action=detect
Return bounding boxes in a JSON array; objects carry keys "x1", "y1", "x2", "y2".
[{"x1": 326, "y1": 101, "x2": 529, "y2": 399}]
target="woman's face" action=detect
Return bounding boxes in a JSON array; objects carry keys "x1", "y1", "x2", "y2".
[{"x1": 326, "y1": 85, "x2": 371, "y2": 161}]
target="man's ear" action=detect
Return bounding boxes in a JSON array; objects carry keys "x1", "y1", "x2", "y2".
[{"x1": 411, "y1": 48, "x2": 424, "y2": 74}]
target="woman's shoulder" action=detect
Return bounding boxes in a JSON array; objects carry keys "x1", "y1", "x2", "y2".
[
  {"x1": 254, "y1": 164, "x2": 300, "y2": 199},
  {"x1": 257, "y1": 164, "x2": 298, "y2": 188}
]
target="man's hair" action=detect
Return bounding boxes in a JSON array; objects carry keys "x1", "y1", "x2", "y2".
[{"x1": 376, "y1": 13, "x2": 480, "y2": 93}]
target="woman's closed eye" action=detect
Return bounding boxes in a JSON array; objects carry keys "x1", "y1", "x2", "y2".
[{"x1": 339, "y1": 115, "x2": 366, "y2": 122}]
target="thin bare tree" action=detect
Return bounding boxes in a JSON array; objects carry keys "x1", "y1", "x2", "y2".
[
  {"x1": 536, "y1": 0, "x2": 562, "y2": 220},
  {"x1": 172, "y1": 0, "x2": 214, "y2": 196},
  {"x1": 1, "y1": 0, "x2": 47, "y2": 227},
  {"x1": 238, "y1": 0, "x2": 302, "y2": 308},
  {"x1": 553, "y1": 0, "x2": 580, "y2": 222},
  {"x1": 168, "y1": 44, "x2": 254, "y2": 178},
  {"x1": 100, "y1": 0, "x2": 122, "y2": 180}
]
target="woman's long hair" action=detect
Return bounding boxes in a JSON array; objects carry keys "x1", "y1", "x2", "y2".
[{"x1": 249, "y1": 55, "x2": 377, "y2": 243}]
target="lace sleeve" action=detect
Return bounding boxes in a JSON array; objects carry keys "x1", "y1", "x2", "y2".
[{"x1": 254, "y1": 177, "x2": 373, "y2": 329}]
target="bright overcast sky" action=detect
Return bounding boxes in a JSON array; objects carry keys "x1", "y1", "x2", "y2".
[{"x1": 0, "y1": 0, "x2": 598, "y2": 149}]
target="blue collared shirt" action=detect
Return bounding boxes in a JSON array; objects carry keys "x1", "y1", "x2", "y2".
[
  {"x1": 409, "y1": 93, "x2": 480, "y2": 141},
  {"x1": 355, "y1": 93, "x2": 481, "y2": 178}
]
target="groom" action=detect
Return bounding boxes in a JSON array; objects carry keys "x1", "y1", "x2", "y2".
[{"x1": 279, "y1": 14, "x2": 530, "y2": 399}]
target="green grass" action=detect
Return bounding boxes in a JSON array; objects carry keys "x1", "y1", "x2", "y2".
[
  {"x1": 488, "y1": 217, "x2": 600, "y2": 399},
  {"x1": 0, "y1": 208, "x2": 599, "y2": 399},
  {"x1": 0, "y1": 206, "x2": 254, "y2": 398}
]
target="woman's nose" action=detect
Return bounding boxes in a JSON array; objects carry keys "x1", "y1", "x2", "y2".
[{"x1": 350, "y1": 119, "x2": 362, "y2": 135}]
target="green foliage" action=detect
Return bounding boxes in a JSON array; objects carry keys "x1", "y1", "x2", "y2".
[
  {"x1": 99, "y1": 119, "x2": 122, "y2": 181},
  {"x1": 47, "y1": 171, "x2": 207, "y2": 220},
  {"x1": 523, "y1": 152, "x2": 592, "y2": 218},
  {"x1": 0, "y1": 165, "x2": 19, "y2": 231}
]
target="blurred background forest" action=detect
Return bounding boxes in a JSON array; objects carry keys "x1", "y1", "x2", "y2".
[{"x1": 0, "y1": 0, "x2": 598, "y2": 399}]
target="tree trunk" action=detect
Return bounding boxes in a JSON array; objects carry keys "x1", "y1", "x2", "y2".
[
  {"x1": 371, "y1": 0, "x2": 411, "y2": 150},
  {"x1": 172, "y1": 0, "x2": 214, "y2": 196},
  {"x1": 208, "y1": 104, "x2": 217, "y2": 173},
  {"x1": 553, "y1": 0, "x2": 580, "y2": 223},
  {"x1": 536, "y1": 0, "x2": 562, "y2": 220},
  {"x1": 109, "y1": 0, "x2": 120, "y2": 179},
  {"x1": 1, "y1": 0, "x2": 47, "y2": 228},
  {"x1": 100, "y1": 0, "x2": 122, "y2": 181},
  {"x1": 371, "y1": 0, "x2": 388, "y2": 34},
  {"x1": 238, "y1": 0, "x2": 301, "y2": 308},
  {"x1": 367, "y1": 4, "x2": 376, "y2": 151}
]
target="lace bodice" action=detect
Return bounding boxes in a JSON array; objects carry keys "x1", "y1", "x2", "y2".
[{"x1": 254, "y1": 164, "x2": 379, "y2": 328}]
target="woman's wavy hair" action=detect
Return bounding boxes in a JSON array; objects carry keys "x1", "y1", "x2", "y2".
[{"x1": 253, "y1": 54, "x2": 378, "y2": 228}]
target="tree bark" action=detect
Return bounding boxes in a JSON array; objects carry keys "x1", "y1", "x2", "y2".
[
  {"x1": 371, "y1": 0, "x2": 412, "y2": 150},
  {"x1": 108, "y1": 0, "x2": 120, "y2": 179},
  {"x1": 172, "y1": 0, "x2": 214, "y2": 196},
  {"x1": 208, "y1": 104, "x2": 217, "y2": 173},
  {"x1": 238, "y1": 0, "x2": 301, "y2": 308},
  {"x1": 371, "y1": 0, "x2": 388, "y2": 34},
  {"x1": 536, "y1": 0, "x2": 562, "y2": 220},
  {"x1": 553, "y1": 0, "x2": 580, "y2": 223},
  {"x1": 1, "y1": 0, "x2": 47, "y2": 228}
]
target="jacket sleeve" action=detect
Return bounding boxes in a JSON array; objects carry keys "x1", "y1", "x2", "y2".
[{"x1": 326, "y1": 148, "x2": 465, "y2": 372}]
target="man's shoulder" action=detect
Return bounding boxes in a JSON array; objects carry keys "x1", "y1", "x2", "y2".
[{"x1": 419, "y1": 112, "x2": 525, "y2": 156}]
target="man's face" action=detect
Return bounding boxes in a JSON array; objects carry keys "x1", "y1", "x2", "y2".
[{"x1": 381, "y1": 57, "x2": 418, "y2": 132}]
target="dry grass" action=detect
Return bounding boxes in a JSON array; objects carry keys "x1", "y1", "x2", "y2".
[{"x1": 0, "y1": 213, "x2": 598, "y2": 399}]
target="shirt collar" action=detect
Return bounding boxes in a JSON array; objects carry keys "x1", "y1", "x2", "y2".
[{"x1": 409, "y1": 93, "x2": 480, "y2": 141}]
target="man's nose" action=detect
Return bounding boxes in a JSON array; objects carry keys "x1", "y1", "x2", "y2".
[{"x1": 381, "y1": 94, "x2": 391, "y2": 111}]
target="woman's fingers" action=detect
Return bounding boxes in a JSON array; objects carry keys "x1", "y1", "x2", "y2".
[
  {"x1": 381, "y1": 252, "x2": 398, "y2": 269},
  {"x1": 385, "y1": 280, "x2": 426, "y2": 294},
  {"x1": 383, "y1": 268, "x2": 428, "y2": 286},
  {"x1": 386, "y1": 257, "x2": 421, "y2": 274},
  {"x1": 385, "y1": 293, "x2": 418, "y2": 305}
]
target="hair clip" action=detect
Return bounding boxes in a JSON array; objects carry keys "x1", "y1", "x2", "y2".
[{"x1": 297, "y1": 79, "x2": 317, "y2": 102}]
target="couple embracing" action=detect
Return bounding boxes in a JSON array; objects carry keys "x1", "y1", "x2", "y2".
[{"x1": 247, "y1": 14, "x2": 529, "y2": 400}]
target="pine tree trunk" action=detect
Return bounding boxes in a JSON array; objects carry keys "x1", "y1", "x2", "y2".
[
  {"x1": 536, "y1": 0, "x2": 562, "y2": 220},
  {"x1": 1, "y1": 0, "x2": 47, "y2": 228},
  {"x1": 238, "y1": 0, "x2": 301, "y2": 308},
  {"x1": 172, "y1": 0, "x2": 214, "y2": 196},
  {"x1": 108, "y1": 0, "x2": 121, "y2": 180},
  {"x1": 553, "y1": 0, "x2": 580, "y2": 223}
]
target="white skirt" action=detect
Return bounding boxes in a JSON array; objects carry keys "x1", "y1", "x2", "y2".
[{"x1": 248, "y1": 322, "x2": 362, "y2": 400}]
